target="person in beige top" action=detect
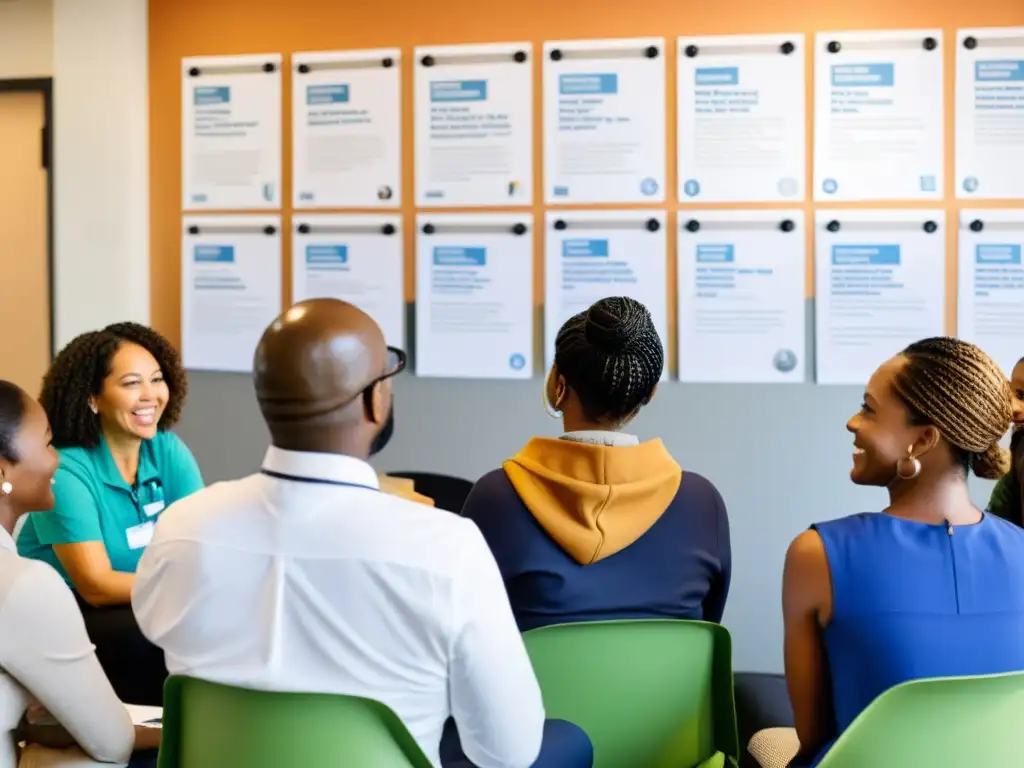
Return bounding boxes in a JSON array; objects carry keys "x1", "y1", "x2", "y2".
[{"x1": 0, "y1": 380, "x2": 159, "y2": 767}]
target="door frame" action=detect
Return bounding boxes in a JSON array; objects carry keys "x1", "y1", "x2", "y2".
[{"x1": 0, "y1": 77, "x2": 54, "y2": 358}]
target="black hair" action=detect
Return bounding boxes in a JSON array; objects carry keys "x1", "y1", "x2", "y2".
[
  {"x1": 40, "y1": 322, "x2": 188, "y2": 449},
  {"x1": 0, "y1": 381, "x2": 26, "y2": 463},
  {"x1": 553, "y1": 296, "x2": 663, "y2": 425}
]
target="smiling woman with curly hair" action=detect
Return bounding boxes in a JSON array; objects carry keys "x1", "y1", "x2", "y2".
[{"x1": 17, "y1": 322, "x2": 204, "y2": 706}]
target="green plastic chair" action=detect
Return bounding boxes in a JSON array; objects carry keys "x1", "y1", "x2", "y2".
[
  {"x1": 157, "y1": 675, "x2": 433, "y2": 768},
  {"x1": 816, "y1": 671, "x2": 1024, "y2": 767},
  {"x1": 523, "y1": 619, "x2": 739, "y2": 768}
]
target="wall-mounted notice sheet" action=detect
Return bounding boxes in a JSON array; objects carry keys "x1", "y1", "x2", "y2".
[
  {"x1": 291, "y1": 214, "x2": 405, "y2": 349},
  {"x1": 677, "y1": 210, "x2": 806, "y2": 383},
  {"x1": 292, "y1": 49, "x2": 401, "y2": 209},
  {"x1": 182, "y1": 54, "x2": 282, "y2": 210},
  {"x1": 543, "y1": 38, "x2": 666, "y2": 204},
  {"x1": 813, "y1": 30, "x2": 943, "y2": 202},
  {"x1": 956, "y1": 210, "x2": 1024, "y2": 375},
  {"x1": 415, "y1": 214, "x2": 533, "y2": 379},
  {"x1": 815, "y1": 210, "x2": 946, "y2": 385},
  {"x1": 413, "y1": 43, "x2": 532, "y2": 207},
  {"x1": 181, "y1": 216, "x2": 282, "y2": 373},
  {"x1": 955, "y1": 28, "x2": 1024, "y2": 200},
  {"x1": 543, "y1": 211, "x2": 668, "y2": 375},
  {"x1": 677, "y1": 34, "x2": 805, "y2": 204}
]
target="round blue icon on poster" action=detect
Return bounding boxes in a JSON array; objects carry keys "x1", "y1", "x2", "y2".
[
  {"x1": 962, "y1": 176, "x2": 979, "y2": 193},
  {"x1": 683, "y1": 179, "x2": 701, "y2": 197},
  {"x1": 822, "y1": 178, "x2": 838, "y2": 195},
  {"x1": 777, "y1": 177, "x2": 798, "y2": 197},
  {"x1": 640, "y1": 178, "x2": 659, "y2": 196},
  {"x1": 773, "y1": 349, "x2": 798, "y2": 374},
  {"x1": 509, "y1": 354, "x2": 526, "y2": 371}
]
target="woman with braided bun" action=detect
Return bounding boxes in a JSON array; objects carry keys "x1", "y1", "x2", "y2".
[
  {"x1": 776, "y1": 338, "x2": 1024, "y2": 767},
  {"x1": 461, "y1": 296, "x2": 731, "y2": 631},
  {"x1": 17, "y1": 322, "x2": 203, "y2": 706}
]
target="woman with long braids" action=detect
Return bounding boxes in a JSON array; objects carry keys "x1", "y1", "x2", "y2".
[
  {"x1": 461, "y1": 296, "x2": 731, "y2": 631},
  {"x1": 772, "y1": 338, "x2": 1024, "y2": 767}
]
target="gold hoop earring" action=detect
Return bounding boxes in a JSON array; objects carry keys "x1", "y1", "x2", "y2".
[
  {"x1": 896, "y1": 445, "x2": 922, "y2": 480},
  {"x1": 542, "y1": 369, "x2": 562, "y2": 420}
]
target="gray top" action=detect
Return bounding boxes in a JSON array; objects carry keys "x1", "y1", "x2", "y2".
[{"x1": 0, "y1": 526, "x2": 133, "y2": 767}]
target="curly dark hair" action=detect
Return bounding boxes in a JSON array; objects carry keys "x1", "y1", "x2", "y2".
[
  {"x1": 40, "y1": 322, "x2": 188, "y2": 448},
  {"x1": 554, "y1": 296, "x2": 664, "y2": 425}
]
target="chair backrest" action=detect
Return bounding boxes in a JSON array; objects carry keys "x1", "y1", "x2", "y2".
[
  {"x1": 523, "y1": 619, "x2": 739, "y2": 768},
  {"x1": 387, "y1": 471, "x2": 474, "y2": 512},
  {"x1": 157, "y1": 676, "x2": 433, "y2": 768},
  {"x1": 817, "y1": 671, "x2": 1024, "y2": 767}
]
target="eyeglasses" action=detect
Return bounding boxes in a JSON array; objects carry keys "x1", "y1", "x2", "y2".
[
  {"x1": 385, "y1": 346, "x2": 407, "y2": 378},
  {"x1": 359, "y1": 346, "x2": 406, "y2": 412}
]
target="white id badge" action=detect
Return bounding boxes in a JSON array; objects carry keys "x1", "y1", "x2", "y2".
[
  {"x1": 143, "y1": 500, "x2": 165, "y2": 517},
  {"x1": 126, "y1": 521, "x2": 155, "y2": 550}
]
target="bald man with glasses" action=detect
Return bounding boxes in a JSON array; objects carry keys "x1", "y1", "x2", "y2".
[{"x1": 132, "y1": 300, "x2": 592, "y2": 768}]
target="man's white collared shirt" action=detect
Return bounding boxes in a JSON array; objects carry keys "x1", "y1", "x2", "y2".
[{"x1": 132, "y1": 447, "x2": 544, "y2": 768}]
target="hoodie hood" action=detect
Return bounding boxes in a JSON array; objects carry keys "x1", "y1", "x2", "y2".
[{"x1": 503, "y1": 437, "x2": 682, "y2": 565}]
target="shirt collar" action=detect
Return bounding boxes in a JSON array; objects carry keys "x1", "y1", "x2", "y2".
[
  {"x1": 560, "y1": 430, "x2": 640, "y2": 447},
  {"x1": 261, "y1": 446, "x2": 381, "y2": 490},
  {"x1": 0, "y1": 526, "x2": 15, "y2": 554},
  {"x1": 95, "y1": 434, "x2": 160, "y2": 490}
]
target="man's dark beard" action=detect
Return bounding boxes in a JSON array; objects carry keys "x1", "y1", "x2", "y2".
[{"x1": 369, "y1": 402, "x2": 395, "y2": 456}]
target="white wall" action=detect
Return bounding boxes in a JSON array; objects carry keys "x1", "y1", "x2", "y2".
[
  {"x1": 51, "y1": 0, "x2": 149, "y2": 346},
  {"x1": 0, "y1": 0, "x2": 53, "y2": 78}
]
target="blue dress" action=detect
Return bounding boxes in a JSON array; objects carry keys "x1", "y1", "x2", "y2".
[{"x1": 811, "y1": 512, "x2": 1024, "y2": 765}]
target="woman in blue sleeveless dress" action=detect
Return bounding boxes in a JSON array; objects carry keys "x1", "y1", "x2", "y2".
[{"x1": 782, "y1": 338, "x2": 1024, "y2": 766}]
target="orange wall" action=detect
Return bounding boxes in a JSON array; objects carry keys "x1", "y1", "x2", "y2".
[{"x1": 149, "y1": 0, "x2": 1024, "y2": 351}]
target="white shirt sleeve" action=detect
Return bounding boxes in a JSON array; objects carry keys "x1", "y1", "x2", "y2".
[
  {"x1": 448, "y1": 524, "x2": 544, "y2": 768},
  {"x1": 0, "y1": 562, "x2": 134, "y2": 764}
]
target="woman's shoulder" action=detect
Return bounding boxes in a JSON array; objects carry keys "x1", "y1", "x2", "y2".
[
  {"x1": 0, "y1": 552, "x2": 74, "y2": 616},
  {"x1": 146, "y1": 429, "x2": 194, "y2": 461}
]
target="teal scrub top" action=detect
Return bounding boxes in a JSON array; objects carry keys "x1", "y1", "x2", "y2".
[{"x1": 17, "y1": 431, "x2": 204, "y2": 584}]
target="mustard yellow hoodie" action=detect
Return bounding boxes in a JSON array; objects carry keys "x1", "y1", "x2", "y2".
[{"x1": 502, "y1": 437, "x2": 683, "y2": 565}]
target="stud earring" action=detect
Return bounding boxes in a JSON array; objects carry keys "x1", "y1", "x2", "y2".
[{"x1": 896, "y1": 445, "x2": 922, "y2": 480}]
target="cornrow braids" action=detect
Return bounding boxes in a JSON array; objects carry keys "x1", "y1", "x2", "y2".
[
  {"x1": 892, "y1": 337, "x2": 1013, "y2": 479},
  {"x1": 554, "y1": 296, "x2": 664, "y2": 425},
  {"x1": 40, "y1": 322, "x2": 188, "y2": 449}
]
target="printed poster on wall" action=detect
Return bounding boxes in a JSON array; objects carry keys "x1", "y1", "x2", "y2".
[
  {"x1": 955, "y1": 27, "x2": 1024, "y2": 200},
  {"x1": 543, "y1": 38, "x2": 666, "y2": 204},
  {"x1": 677, "y1": 210, "x2": 806, "y2": 383},
  {"x1": 291, "y1": 214, "x2": 405, "y2": 349},
  {"x1": 182, "y1": 54, "x2": 282, "y2": 210},
  {"x1": 814, "y1": 210, "x2": 946, "y2": 385},
  {"x1": 813, "y1": 30, "x2": 944, "y2": 202},
  {"x1": 181, "y1": 215, "x2": 282, "y2": 373},
  {"x1": 543, "y1": 211, "x2": 668, "y2": 376},
  {"x1": 413, "y1": 43, "x2": 533, "y2": 207},
  {"x1": 292, "y1": 49, "x2": 402, "y2": 208},
  {"x1": 677, "y1": 34, "x2": 806, "y2": 203},
  {"x1": 956, "y1": 210, "x2": 1024, "y2": 375},
  {"x1": 415, "y1": 213, "x2": 533, "y2": 379}
]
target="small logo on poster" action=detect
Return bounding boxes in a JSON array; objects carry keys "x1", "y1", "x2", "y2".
[
  {"x1": 509, "y1": 354, "x2": 526, "y2": 371},
  {"x1": 773, "y1": 349, "x2": 798, "y2": 374}
]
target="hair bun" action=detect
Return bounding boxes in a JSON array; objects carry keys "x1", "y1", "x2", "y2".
[
  {"x1": 584, "y1": 298, "x2": 648, "y2": 353},
  {"x1": 973, "y1": 442, "x2": 1011, "y2": 480}
]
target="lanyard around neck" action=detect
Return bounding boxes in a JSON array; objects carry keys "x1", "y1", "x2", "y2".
[{"x1": 260, "y1": 469, "x2": 379, "y2": 493}]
